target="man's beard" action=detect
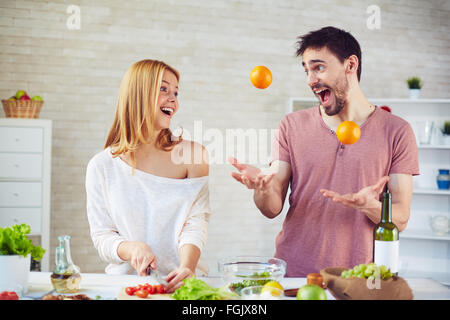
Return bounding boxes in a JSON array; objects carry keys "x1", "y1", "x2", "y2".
[{"x1": 320, "y1": 76, "x2": 349, "y2": 116}]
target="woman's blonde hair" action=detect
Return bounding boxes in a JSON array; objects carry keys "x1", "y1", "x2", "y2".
[{"x1": 104, "y1": 59, "x2": 182, "y2": 169}]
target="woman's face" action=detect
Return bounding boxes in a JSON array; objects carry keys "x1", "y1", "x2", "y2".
[{"x1": 155, "y1": 70, "x2": 179, "y2": 130}]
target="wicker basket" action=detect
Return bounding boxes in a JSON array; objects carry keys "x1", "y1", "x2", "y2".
[{"x1": 1, "y1": 99, "x2": 44, "y2": 119}]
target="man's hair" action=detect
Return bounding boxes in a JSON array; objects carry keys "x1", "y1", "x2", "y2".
[{"x1": 296, "y1": 26, "x2": 362, "y2": 81}]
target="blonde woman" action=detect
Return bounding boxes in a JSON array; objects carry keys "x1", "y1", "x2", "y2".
[{"x1": 85, "y1": 59, "x2": 210, "y2": 293}]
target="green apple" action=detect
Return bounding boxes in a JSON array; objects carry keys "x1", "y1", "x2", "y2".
[
  {"x1": 31, "y1": 95, "x2": 43, "y2": 101},
  {"x1": 16, "y1": 90, "x2": 27, "y2": 100},
  {"x1": 296, "y1": 284, "x2": 327, "y2": 300}
]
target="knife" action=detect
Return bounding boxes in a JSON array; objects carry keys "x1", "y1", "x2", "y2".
[{"x1": 146, "y1": 266, "x2": 169, "y2": 287}]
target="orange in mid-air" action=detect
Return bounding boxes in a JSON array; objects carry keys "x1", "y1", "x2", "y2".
[
  {"x1": 336, "y1": 121, "x2": 361, "y2": 144},
  {"x1": 250, "y1": 66, "x2": 272, "y2": 89}
]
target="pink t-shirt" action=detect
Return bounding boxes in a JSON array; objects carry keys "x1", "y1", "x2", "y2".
[{"x1": 272, "y1": 106, "x2": 419, "y2": 277}]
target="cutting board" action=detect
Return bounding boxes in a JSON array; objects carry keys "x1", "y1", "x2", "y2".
[{"x1": 117, "y1": 288, "x2": 174, "y2": 300}]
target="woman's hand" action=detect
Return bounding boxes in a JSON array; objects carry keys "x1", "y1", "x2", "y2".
[
  {"x1": 163, "y1": 266, "x2": 195, "y2": 293},
  {"x1": 117, "y1": 241, "x2": 157, "y2": 276}
]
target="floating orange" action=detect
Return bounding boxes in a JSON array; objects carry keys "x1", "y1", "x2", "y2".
[
  {"x1": 250, "y1": 66, "x2": 272, "y2": 89},
  {"x1": 336, "y1": 121, "x2": 361, "y2": 145}
]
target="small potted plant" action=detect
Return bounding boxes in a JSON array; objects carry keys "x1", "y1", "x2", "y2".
[
  {"x1": 0, "y1": 224, "x2": 45, "y2": 296},
  {"x1": 406, "y1": 77, "x2": 422, "y2": 99},
  {"x1": 442, "y1": 121, "x2": 450, "y2": 145}
]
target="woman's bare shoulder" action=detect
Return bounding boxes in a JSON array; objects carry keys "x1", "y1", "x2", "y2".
[{"x1": 177, "y1": 140, "x2": 209, "y2": 178}]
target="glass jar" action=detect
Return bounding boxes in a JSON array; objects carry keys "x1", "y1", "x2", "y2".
[
  {"x1": 50, "y1": 235, "x2": 81, "y2": 293},
  {"x1": 437, "y1": 169, "x2": 450, "y2": 190}
]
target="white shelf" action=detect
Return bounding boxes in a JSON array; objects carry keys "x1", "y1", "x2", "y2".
[
  {"x1": 368, "y1": 98, "x2": 450, "y2": 104},
  {"x1": 401, "y1": 271, "x2": 450, "y2": 287},
  {"x1": 418, "y1": 144, "x2": 450, "y2": 150},
  {"x1": 290, "y1": 97, "x2": 450, "y2": 104},
  {"x1": 401, "y1": 229, "x2": 450, "y2": 241},
  {"x1": 414, "y1": 188, "x2": 450, "y2": 195}
]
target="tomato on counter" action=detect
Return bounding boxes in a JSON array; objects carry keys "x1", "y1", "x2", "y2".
[
  {"x1": 0, "y1": 291, "x2": 19, "y2": 300},
  {"x1": 125, "y1": 283, "x2": 165, "y2": 297},
  {"x1": 134, "y1": 289, "x2": 149, "y2": 299},
  {"x1": 125, "y1": 286, "x2": 136, "y2": 296},
  {"x1": 154, "y1": 284, "x2": 165, "y2": 294}
]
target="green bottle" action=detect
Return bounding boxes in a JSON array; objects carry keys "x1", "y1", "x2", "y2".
[{"x1": 373, "y1": 191, "x2": 399, "y2": 275}]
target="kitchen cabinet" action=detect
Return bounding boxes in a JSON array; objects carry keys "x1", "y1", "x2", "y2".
[
  {"x1": 289, "y1": 98, "x2": 450, "y2": 285},
  {"x1": 0, "y1": 118, "x2": 52, "y2": 272}
]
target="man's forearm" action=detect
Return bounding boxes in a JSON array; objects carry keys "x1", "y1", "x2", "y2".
[
  {"x1": 254, "y1": 189, "x2": 284, "y2": 219},
  {"x1": 362, "y1": 201, "x2": 409, "y2": 231}
]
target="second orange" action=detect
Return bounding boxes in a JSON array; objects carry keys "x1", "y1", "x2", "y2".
[
  {"x1": 250, "y1": 66, "x2": 272, "y2": 89},
  {"x1": 336, "y1": 121, "x2": 361, "y2": 145}
]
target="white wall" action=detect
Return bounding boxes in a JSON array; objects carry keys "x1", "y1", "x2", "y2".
[{"x1": 0, "y1": 0, "x2": 449, "y2": 274}]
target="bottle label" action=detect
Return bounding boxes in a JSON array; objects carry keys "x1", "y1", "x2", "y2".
[{"x1": 374, "y1": 240, "x2": 399, "y2": 273}]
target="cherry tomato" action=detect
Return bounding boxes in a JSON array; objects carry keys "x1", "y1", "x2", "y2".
[
  {"x1": 134, "y1": 289, "x2": 149, "y2": 299},
  {"x1": 146, "y1": 285, "x2": 155, "y2": 294},
  {"x1": 125, "y1": 287, "x2": 136, "y2": 296},
  {"x1": 155, "y1": 284, "x2": 165, "y2": 294},
  {"x1": 143, "y1": 283, "x2": 152, "y2": 290},
  {"x1": 0, "y1": 291, "x2": 19, "y2": 300}
]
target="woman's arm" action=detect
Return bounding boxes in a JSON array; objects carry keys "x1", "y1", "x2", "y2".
[
  {"x1": 179, "y1": 243, "x2": 201, "y2": 272},
  {"x1": 164, "y1": 244, "x2": 201, "y2": 293},
  {"x1": 86, "y1": 159, "x2": 128, "y2": 264},
  {"x1": 163, "y1": 142, "x2": 210, "y2": 293},
  {"x1": 117, "y1": 241, "x2": 157, "y2": 276}
]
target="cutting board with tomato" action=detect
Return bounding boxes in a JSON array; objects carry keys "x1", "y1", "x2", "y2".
[{"x1": 117, "y1": 287, "x2": 173, "y2": 300}]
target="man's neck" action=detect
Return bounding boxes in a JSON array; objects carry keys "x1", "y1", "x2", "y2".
[{"x1": 321, "y1": 86, "x2": 374, "y2": 131}]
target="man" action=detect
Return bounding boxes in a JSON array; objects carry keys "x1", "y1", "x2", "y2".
[{"x1": 229, "y1": 26, "x2": 419, "y2": 277}]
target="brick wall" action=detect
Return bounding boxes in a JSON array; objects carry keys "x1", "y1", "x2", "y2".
[{"x1": 1, "y1": 0, "x2": 449, "y2": 274}]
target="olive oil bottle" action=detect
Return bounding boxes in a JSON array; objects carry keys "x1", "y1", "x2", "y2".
[
  {"x1": 50, "y1": 235, "x2": 81, "y2": 293},
  {"x1": 373, "y1": 191, "x2": 399, "y2": 276}
]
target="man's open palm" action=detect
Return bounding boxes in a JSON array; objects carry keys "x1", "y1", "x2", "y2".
[{"x1": 320, "y1": 176, "x2": 390, "y2": 210}]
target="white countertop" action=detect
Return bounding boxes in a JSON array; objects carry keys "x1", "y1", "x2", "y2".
[{"x1": 24, "y1": 272, "x2": 450, "y2": 300}]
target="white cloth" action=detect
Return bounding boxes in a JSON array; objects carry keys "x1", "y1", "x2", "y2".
[{"x1": 85, "y1": 148, "x2": 211, "y2": 276}]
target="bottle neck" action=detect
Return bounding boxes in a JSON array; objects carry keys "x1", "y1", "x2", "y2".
[
  {"x1": 63, "y1": 236, "x2": 74, "y2": 265},
  {"x1": 381, "y1": 193, "x2": 392, "y2": 223},
  {"x1": 55, "y1": 235, "x2": 73, "y2": 273}
]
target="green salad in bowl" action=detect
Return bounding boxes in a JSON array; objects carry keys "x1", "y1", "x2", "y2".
[{"x1": 218, "y1": 256, "x2": 286, "y2": 294}]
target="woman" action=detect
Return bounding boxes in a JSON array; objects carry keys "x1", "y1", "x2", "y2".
[{"x1": 85, "y1": 59, "x2": 210, "y2": 293}]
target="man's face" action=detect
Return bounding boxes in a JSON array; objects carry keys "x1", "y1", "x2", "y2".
[{"x1": 302, "y1": 47, "x2": 349, "y2": 116}]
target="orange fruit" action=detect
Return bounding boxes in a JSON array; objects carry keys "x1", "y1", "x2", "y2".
[
  {"x1": 250, "y1": 66, "x2": 272, "y2": 89},
  {"x1": 336, "y1": 121, "x2": 361, "y2": 144}
]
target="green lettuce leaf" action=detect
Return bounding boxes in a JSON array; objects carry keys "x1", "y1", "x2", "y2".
[
  {"x1": 0, "y1": 224, "x2": 45, "y2": 260},
  {"x1": 171, "y1": 277, "x2": 239, "y2": 300}
]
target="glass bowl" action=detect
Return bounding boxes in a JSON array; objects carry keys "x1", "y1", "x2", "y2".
[
  {"x1": 241, "y1": 285, "x2": 284, "y2": 300},
  {"x1": 217, "y1": 256, "x2": 286, "y2": 294}
]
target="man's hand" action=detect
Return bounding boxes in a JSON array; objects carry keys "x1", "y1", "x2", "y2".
[
  {"x1": 320, "y1": 176, "x2": 389, "y2": 211},
  {"x1": 228, "y1": 157, "x2": 275, "y2": 191},
  {"x1": 229, "y1": 157, "x2": 291, "y2": 218}
]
